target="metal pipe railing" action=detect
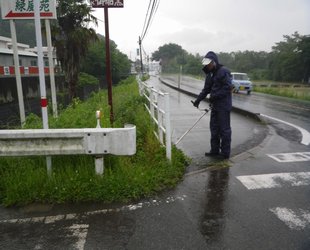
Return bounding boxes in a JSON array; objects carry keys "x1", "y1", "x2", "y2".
[{"x1": 138, "y1": 77, "x2": 171, "y2": 161}]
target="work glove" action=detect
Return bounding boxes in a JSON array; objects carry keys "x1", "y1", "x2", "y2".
[
  {"x1": 209, "y1": 103, "x2": 214, "y2": 111},
  {"x1": 193, "y1": 99, "x2": 200, "y2": 108},
  {"x1": 209, "y1": 95, "x2": 216, "y2": 103}
]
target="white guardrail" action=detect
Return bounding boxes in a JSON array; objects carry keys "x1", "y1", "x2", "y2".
[
  {"x1": 137, "y1": 77, "x2": 171, "y2": 160},
  {"x1": 0, "y1": 113, "x2": 136, "y2": 175}
]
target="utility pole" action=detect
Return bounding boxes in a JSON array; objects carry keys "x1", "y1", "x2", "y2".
[
  {"x1": 104, "y1": 6, "x2": 114, "y2": 126},
  {"x1": 90, "y1": 0, "x2": 124, "y2": 126},
  {"x1": 139, "y1": 36, "x2": 143, "y2": 74}
]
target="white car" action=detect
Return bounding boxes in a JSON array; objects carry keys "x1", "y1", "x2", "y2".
[{"x1": 231, "y1": 72, "x2": 253, "y2": 95}]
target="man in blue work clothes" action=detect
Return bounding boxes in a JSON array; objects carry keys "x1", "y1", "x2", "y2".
[{"x1": 193, "y1": 51, "x2": 232, "y2": 159}]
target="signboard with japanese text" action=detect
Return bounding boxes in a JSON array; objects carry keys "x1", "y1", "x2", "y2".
[
  {"x1": 91, "y1": 0, "x2": 124, "y2": 8},
  {"x1": 0, "y1": 0, "x2": 57, "y2": 19}
]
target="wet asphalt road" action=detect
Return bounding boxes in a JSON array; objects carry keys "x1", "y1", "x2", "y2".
[
  {"x1": 0, "y1": 75, "x2": 310, "y2": 249},
  {"x1": 164, "y1": 74, "x2": 310, "y2": 133}
]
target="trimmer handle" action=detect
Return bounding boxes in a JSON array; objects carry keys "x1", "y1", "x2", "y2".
[{"x1": 191, "y1": 100, "x2": 209, "y2": 112}]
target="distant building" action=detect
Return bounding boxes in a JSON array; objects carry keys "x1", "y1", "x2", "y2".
[
  {"x1": 0, "y1": 35, "x2": 58, "y2": 77},
  {"x1": 148, "y1": 60, "x2": 161, "y2": 75}
]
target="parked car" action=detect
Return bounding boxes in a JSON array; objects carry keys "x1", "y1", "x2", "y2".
[{"x1": 231, "y1": 72, "x2": 253, "y2": 95}]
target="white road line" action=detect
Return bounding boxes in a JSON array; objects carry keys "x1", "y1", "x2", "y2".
[
  {"x1": 0, "y1": 195, "x2": 187, "y2": 225},
  {"x1": 260, "y1": 113, "x2": 310, "y2": 146},
  {"x1": 236, "y1": 172, "x2": 310, "y2": 190},
  {"x1": 68, "y1": 224, "x2": 89, "y2": 250},
  {"x1": 268, "y1": 152, "x2": 310, "y2": 162},
  {"x1": 44, "y1": 214, "x2": 65, "y2": 224},
  {"x1": 270, "y1": 207, "x2": 310, "y2": 230}
]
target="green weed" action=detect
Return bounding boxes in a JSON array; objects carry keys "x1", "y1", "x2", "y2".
[
  {"x1": 0, "y1": 76, "x2": 187, "y2": 206},
  {"x1": 254, "y1": 86, "x2": 310, "y2": 101}
]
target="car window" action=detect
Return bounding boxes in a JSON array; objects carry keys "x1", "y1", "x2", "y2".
[{"x1": 233, "y1": 74, "x2": 249, "y2": 80}]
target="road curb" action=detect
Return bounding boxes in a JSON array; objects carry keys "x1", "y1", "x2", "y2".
[
  {"x1": 159, "y1": 77, "x2": 262, "y2": 122},
  {"x1": 159, "y1": 76, "x2": 271, "y2": 168}
]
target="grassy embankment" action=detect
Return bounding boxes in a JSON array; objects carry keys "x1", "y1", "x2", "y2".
[
  {"x1": 253, "y1": 82, "x2": 310, "y2": 101},
  {"x1": 0, "y1": 76, "x2": 188, "y2": 207},
  {"x1": 165, "y1": 73, "x2": 310, "y2": 101}
]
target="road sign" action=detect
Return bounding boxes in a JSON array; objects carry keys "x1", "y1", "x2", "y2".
[
  {"x1": 91, "y1": 0, "x2": 124, "y2": 8},
  {"x1": 0, "y1": 0, "x2": 57, "y2": 19}
]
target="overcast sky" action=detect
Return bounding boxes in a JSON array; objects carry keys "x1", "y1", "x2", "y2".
[{"x1": 92, "y1": 0, "x2": 310, "y2": 60}]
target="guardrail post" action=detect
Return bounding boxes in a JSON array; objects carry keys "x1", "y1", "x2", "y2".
[
  {"x1": 95, "y1": 156, "x2": 104, "y2": 175},
  {"x1": 46, "y1": 157, "x2": 52, "y2": 177},
  {"x1": 164, "y1": 93, "x2": 171, "y2": 161}
]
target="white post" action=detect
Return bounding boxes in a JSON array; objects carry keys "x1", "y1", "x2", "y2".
[
  {"x1": 178, "y1": 65, "x2": 182, "y2": 89},
  {"x1": 95, "y1": 111, "x2": 104, "y2": 175},
  {"x1": 34, "y1": 0, "x2": 51, "y2": 174},
  {"x1": 45, "y1": 19, "x2": 58, "y2": 118},
  {"x1": 158, "y1": 106, "x2": 163, "y2": 144},
  {"x1": 164, "y1": 93, "x2": 171, "y2": 161},
  {"x1": 10, "y1": 20, "x2": 26, "y2": 126},
  {"x1": 34, "y1": 0, "x2": 48, "y2": 129},
  {"x1": 150, "y1": 90, "x2": 155, "y2": 119},
  {"x1": 96, "y1": 110, "x2": 101, "y2": 128},
  {"x1": 95, "y1": 157, "x2": 104, "y2": 175}
]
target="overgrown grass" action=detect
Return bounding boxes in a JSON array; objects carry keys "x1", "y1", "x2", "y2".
[
  {"x1": 253, "y1": 86, "x2": 310, "y2": 101},
  {"x1": 0, "y1": 76, "x2": 188, "y2": 207},
  {"x1": 253, "y1": 80, "x2": 310, "y2": 101}
]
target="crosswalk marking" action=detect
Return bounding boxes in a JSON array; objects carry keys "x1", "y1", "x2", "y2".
[
  {"x1": 236, "y1": 172, "x2": 310, "y2": 190},
  {"x1": 270, "y1": 207, "x2": 310, "y2": 230},
  {"x1": 267, "y1": 152, "x2": 310, "y2": 162},
  {"x1": 68, "y1": 224, "x2": 89, "y2": 250},
  {"x1": 237, "y1": 170, "x2": 310, "y2": 231}
]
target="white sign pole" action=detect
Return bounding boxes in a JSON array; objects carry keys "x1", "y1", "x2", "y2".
[
  {"x1": 45, "y1": 19, "x2": 58, "y2": 118},
  {"x1": 34, "y1": 0, "x2": 48, "y2": 128},
  {"x1": 34, "y1": 0, "x2": 51, "y2": 174},
  {"x1": 9, "y1": 19, "x2": 26, "y2": 126}
]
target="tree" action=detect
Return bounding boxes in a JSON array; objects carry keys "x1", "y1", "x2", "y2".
[
  {"x1": 152, "y1": 43, "x2": 186, "y2": 73},
  {"x1": 52, "y1": 0, "x2": 98, "y2": 100},
  {"x1": 81, "y1": 37, "x2": 131, "y2": 85},
  {"x1": 0, "y1": 18, "x2": 37, "y2": 47},
  {"x1": 269, "y1": 32, "x2": 306, "y2": 82},
  {"x1": 298, "y1": 35, "x2": 310, "y2": 83},
  {"x1": 182, "y1": 53, "x2": 202, "y2": 76}
]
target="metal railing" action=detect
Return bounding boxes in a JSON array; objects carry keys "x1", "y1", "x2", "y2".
[
  {"x1": 137, "y1": 77, "x2": 171, "y2": 160},
  {"x1": 0, "y1": 112, "x2": 136, "y2": 175}
]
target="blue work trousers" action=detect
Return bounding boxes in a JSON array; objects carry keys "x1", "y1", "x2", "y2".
[{"x1": 209, "y1": 110, "x2": 231, "y2": 157}]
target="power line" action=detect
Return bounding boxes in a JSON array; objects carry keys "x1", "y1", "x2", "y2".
[
  {"x1": 140, "y1": 0, "x2": 160, "y2": 42},
  {"x1": 141, "y1": 0, "x2": 155, "y2": 41},
  {"x1": 143, "y1": 0, "x2": 159, "y2": 40},
  {"x1": 140, "y1": 0, "x2": 152, "y2": 41},
  {"x1": 139, "y1": 0, "x2": 160, "y2": 73}
]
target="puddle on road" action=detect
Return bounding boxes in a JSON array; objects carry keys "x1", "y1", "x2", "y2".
[{"x1": 199, "y1": 168, "x2": 230, "y2": 242}]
